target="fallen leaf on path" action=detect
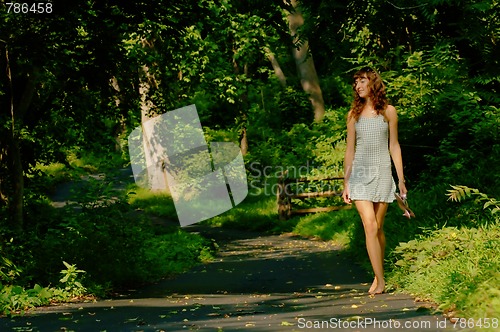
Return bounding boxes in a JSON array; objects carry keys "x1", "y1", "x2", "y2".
[
  {"x1": 207, "y1": 313, "x2": 221, "y2": 317},
  {"x1": 281, "y1": 321, "x2": 294, "y2": 326}
]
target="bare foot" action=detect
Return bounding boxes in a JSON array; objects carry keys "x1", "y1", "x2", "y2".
[
  {"x1": 368, "y1": 277, "x2": 377, "y2": 293},
  {"x1": 369, "y1": 279, "x2": 385, "y2": 295}
]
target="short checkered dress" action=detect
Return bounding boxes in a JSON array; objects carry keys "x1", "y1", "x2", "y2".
[{"x1": 348, "y1": 115, "x2": 396, "y2": 203}]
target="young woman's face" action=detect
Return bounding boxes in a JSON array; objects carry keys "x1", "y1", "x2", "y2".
[{"x1": 355, "y1": 75, "x2": 370, "y2": 98}]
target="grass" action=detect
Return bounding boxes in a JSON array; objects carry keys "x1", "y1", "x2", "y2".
[
  {"x1": 381, "y1": 186, "x2": 500, "y2": 327},
  {"x1": 128, "y1": 186, "x2": 178, "y2": 219},
  {"x1": 387, "y1": 224, "x2": 500, "y2": 325},
  {"x1": 287, "y1": 209, "x2": 357, "y2": 246},
  {"x1": 32, "y1": 149, "x2": 129, "y2": 197},
  {"x1": 204, "y1": 192, "x2": 278, "y2": 231}
]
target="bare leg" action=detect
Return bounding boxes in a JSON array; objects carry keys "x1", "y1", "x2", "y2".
[
  {"x1": 355, "y1": 201, "x2": 386, "y2": 294},
  {"x1": 369, "y1": 202, "x2": 388, "y2": 293},
  {"x1": 374, "y1": 202, "x2": 388, "y2": 266}
]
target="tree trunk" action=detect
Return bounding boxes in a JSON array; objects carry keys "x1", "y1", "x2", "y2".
[
  {"x1": 110, "y1": 76, "x2": 127, "y2": 152},
  {"x1": 0, "y1": 146, "x2": 7, "y2": 206},
  {"x1": 3, "y1": 44, "x2": 38, "y2": 230},
  {"x1": 139, "y1": 63, "x2": 166, "y2": 191},
  {"x1": 138, "y1": 37, "x2": 168, "y2": 191},
  {"x1": 4, "y1": 44, "x2": 21, "y2": 230},
  {"x1": 265, "y1": 47, "x2": 287, "y2": 87},
  {"x1": 239, "y1": 64, "x2": 249, "y2": 156},
  {"x1": 286, "y1": 0, "x2": 325, "y2": 122},
  {"x1": 9, "y1": 137, "x2": 23, "y2": 231},
  {"x1": 240, "y1": 127, "x2": 248, "y2": 155}
]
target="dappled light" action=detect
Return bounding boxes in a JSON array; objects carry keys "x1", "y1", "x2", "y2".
[{"x1": 0, "y1": 0, "x2": 498, "y2": 329}]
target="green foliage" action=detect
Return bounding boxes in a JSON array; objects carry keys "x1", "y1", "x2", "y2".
[
  {"x1": 0, "y1": 169, "x2": 215, "y2": 316},
  {"x1": 128, "y1": 186, "x2": 178, "y2": 218},
  {"x1": 0, "y1": 261, "x2": 87, "y2": 316},
  {"x1": 1, "y1": 0, "x2": 499, "y2": 321},
  {"x1": 245, "y1": 107, "x2": 347, "y2": 183},
  {"x1": 447, "y1": 185, "x2": 500, "y2": 216},
  {"x1": 388, "y1": 226, "x2": 500, "y2": 321},
  {"x1": 387, "y1": 187, "x2": 499, "y2": 321},
  {"x1": 0, "y1": 256, "x2": 21, "y2": 284},
  {"x1": 31, "y1": 187, "x2": 212, "y2": 287},
  {"x1": 203, "y1": 193, "x2": 278, "y2": 232},
  {"x1": 0, "y1": 283, "x2": 52, "y2": 316},
  {"x1": 290, "y1": 209, "x2": 358, "y2": 246},
  {"x1": 57, "y1": 261, "x2": 87, "y2": 299}
]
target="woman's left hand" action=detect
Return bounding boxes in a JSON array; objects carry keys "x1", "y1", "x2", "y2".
[{"x1": 399, "y1": 181, "x2": 408, "y2": 197}]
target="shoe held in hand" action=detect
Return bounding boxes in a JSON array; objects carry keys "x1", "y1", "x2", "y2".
[{"x1": 395, "y1": 193, "x2": 415, "y2": 219}]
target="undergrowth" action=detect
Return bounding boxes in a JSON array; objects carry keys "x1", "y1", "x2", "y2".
[
  {"x1": 385, "y1": 186, "x2": 500, "y2": 326},
  {"x1": 0, "y1": 154, "x2": 215, "y2": 316}
]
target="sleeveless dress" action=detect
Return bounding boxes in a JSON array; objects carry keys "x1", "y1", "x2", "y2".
[{"x1": 348, "y1": 115, "x2": 396, "y2": 203}]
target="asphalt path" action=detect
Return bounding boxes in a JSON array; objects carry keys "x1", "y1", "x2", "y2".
[
  {"x1": 0, "y1": 224, "x2": 460, "y2": 332},
  {"x1": 0, "y1": 169, "x2": 462, "y2": 331}
]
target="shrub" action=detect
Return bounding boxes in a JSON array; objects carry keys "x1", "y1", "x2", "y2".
[{"x1": 387, "y1": 187, "x2": 500, "y2": 323}]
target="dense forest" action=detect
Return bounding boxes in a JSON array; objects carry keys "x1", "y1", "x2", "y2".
[{"x1": 1, "y1": 0, "x2": 499, "y2": 321}]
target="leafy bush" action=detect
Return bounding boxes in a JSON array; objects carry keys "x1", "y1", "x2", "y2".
[
  {"x1": 0, "y1": 261, "x2": 87, "y2": 316},
  {"x1": 388, "y1": 226, "x2": 499, "y2": 322},
  {"x1": 0, "y1": 284, "x2": 52, "y2": 316},
  {"x1": 31, "y1": 194, "x2": 213, "y2": 288},
  {"x1": 387, "y1": 188, "x2": 500, "y2": 323}
]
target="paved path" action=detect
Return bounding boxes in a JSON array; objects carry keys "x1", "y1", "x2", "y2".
[{"x1": 0, "y1": 224, "x2": 459, "y2": 332}]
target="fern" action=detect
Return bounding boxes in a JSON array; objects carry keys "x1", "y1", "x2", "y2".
[{"x1": 447, "y1": 185, "x2": 500, "y2": 215}]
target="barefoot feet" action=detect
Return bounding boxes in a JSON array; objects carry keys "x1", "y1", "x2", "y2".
[
  {"x1": 368, "y1": 277, "x2": 377, "y2": 293},
  {"x1": 368, "y1": 277, "x2": 385, "y2": 295}
]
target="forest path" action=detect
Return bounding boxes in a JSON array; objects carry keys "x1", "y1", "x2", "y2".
[
  {"x1": 1, "y1": 225, "x2": 456, "y2": 331},
  {"x1": 0, "y1": 168, "x2": 458, "y2": 331}
]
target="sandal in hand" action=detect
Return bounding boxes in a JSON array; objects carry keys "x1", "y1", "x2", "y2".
[{"x1": 395, "y1": 193, "x2": 415, "y2": 219}]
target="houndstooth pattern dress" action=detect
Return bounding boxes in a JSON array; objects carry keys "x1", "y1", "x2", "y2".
[{"x1": 348, "y1": 115, "x2": 396, "y2": 203}]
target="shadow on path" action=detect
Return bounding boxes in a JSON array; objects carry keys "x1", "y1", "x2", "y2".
[
  {"x1": 0, "y1": 168, "x2": 460, "y2": 331},
  {"x1": 0, "y1": 223, "x2": 459, "y2": 331}
]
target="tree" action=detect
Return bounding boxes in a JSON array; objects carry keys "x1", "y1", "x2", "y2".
[{"x1": 284, "y1": 0, "x2": 325, "y2": 122}]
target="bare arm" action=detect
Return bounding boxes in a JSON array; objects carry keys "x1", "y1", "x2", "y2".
[
  {"x1": 343, "y1": 114, "x2": 356, "y2": 203},
  {"x1": 386, "y1": 105, "x2": 407, "y2": 196}
]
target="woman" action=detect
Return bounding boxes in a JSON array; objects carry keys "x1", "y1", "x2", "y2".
[{"x1": 342, "y1": 67, "x2": 407, "y2": 295}]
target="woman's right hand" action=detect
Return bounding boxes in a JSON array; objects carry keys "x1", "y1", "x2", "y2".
[{"x1": 342, "y1": 186, "x2": 352, "y2": 204}]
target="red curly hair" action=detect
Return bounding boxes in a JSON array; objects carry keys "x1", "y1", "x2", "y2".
[{"x1": 348, "y1": 67, "x2": 388, "y2": 121}]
